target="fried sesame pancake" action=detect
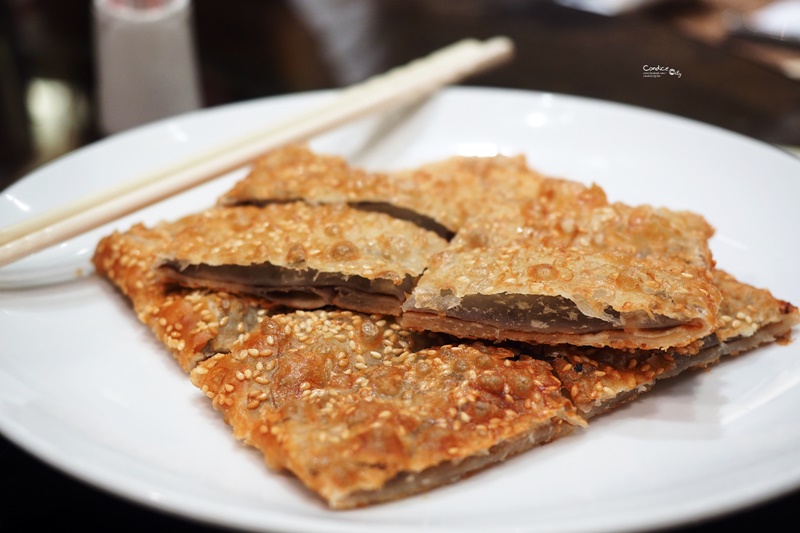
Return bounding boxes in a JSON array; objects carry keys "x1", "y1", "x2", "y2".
[
  {"x1": 548, "y1": 269, "x2": 799, "y2": 417},
  {"x1": 153, "y1": 202, "x2": 448, "y2": 316},
  {"x1": 189, "y1": 311, "x2": 584, "y2": 509},
  {"x1": 222, "y1": 147, "x2": 722, "y2": 350},
  {"x1": 185, "y1": 271, "x2": 796, "y2": 509},
  {"x1": 93, "y1": 222, "x2": 275, "y2": 372},
  {"x1": 93, "y1": 220, "x2": 797, "y2": 509},
  {"x1": 91, "y1": 146, "x2": 799, "y2": 510},
  {"x1": 401, "y1": 179, "x2": 722, "y2": 351},
  {"x1": 218, "y1": 144, "x2": 544, "y2": 237},
  {"x1": 94, "y1": 225, "x2": 587, "y2": 509}
]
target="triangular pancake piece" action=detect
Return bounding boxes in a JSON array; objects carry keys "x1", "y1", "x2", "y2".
[
  {"x1": 401, "y1": 177, "x2": 722, "y2": 351},
  {"x1": 94, "y1": 220, "x2": 798, "y2": 509},
  {"x1": 189, "y1": 311, "x2": 584, "y2": 509},
  {"x1": 218, "y1": 144, "x2": 544, "y2": 237},
  {"x1": 94, "y1": 222, "x2": 273, "y2": 371},
  {"x1": 151, "y1": 202, "x2": 448, "y2": 316},
  {"x1": 548, "y1": 269, "x2": 799, "y2": 418}
]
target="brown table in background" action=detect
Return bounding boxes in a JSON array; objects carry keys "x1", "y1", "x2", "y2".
[{"x1": 1, "y1": 1, "x2": 799, "y2": 531}]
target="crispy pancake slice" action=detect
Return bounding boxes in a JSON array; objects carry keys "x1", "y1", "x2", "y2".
[
  {"x1": 94, "y1": 221, "x2": 798, "y2": 509},
  {"x1": 152, "y1": 202, "x2": 448, "y2": 316},
  {"x1": 221, "y1": 147, "x2": 721, "y2": 350},
  {"x1": 218, "y1": 144, "x2": 458, "y2": 234},
  {"x1": 92, "y1": 148, "x2": 798, "y2": 511},
  {"x1": 218, "y1": 144, "x2": 544, "y2": 237},
  {"x1": 402, "y1": 179, "x2": 722, "y2": 351},
  {"x1": 189, "y1": 311, "x2": 584, "y2": 509},
  {"x1": 548, "y1": 269, "x2": 800, "y2": 417},
  {"x1": 93, "y1": 222, "x2": 273, "y2": 371},
  {"x1": 186, "y1": 271, "x2": 797, "y2": 509}
]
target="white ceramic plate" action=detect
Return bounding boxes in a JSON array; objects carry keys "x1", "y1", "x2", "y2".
[{"x1": 2, "y1": 87, "x2": 800, "y2": 533}]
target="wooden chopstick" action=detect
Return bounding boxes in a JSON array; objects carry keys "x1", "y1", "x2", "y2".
[{"x1": 0, "y1": 36, "x2": 514, "y2": 269}]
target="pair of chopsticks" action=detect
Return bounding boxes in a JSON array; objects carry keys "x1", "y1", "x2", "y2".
[{"x1": 0, "y1": 37, "x2": 514, "y2": 270}]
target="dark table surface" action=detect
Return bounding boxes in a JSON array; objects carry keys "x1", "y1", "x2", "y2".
[{"x1": 1, "y1": 1, "x2": 799, "y2": 531}]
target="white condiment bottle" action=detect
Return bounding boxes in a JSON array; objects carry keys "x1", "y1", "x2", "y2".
[{"x1": 94, "y1": 0, "x2": 202, "y2": 135}]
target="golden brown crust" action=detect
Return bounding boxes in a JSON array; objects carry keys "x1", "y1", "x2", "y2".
[
  {"x1": 224, "y1": 147, "x2": 722, "y2": 350},
  {"x1": 384, "y1": 152, "x2": 545, "y2": 233},
  {"x1": 550, "y1": 349, "x2": 677, "y2": 417},
  {"x1": 548, "y1": 269, "x2": 800, "y2": 417},
  {"x1": 190, "y1": 310, "x2": 584, "y2": 509},
  {"x1": 92, "y1": 223, "x2": 272, "y2": 372},
  {"x1": 219, "y1": 145, "x2": 390, "y2": 208},
  {"x1": 93, "y1": 220, "x2": 799, "y2": 509},
  {"x1": 159, "y1": 203, "x2": 445, "y2": 279},
  {"x1": 712, "y1": 269, "x2": 799, "y2": 343},
  {"x1": 153, "y1": 202, "x2": 447, "y2": 315},
  {"x1": 93, "y1": 222, "x2": 586, "y2": 508},
  {"x1": 219, "y1": 144, "x2": 543, "y2": 234},
  {"x1": 91, "y1": 147, "x2": 800, "y2": 510},
  {"x1": 403, "y1": 181, "x2": 722, "y2": 351}
]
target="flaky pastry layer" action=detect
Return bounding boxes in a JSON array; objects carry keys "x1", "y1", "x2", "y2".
[
  {"x1": 94, "y1": 220, "x2": 798, "y2": 509},
  {"x1": 403, "y1": 177, "x2": 722, "y2": 350},
  {"x1": 92, "y1": 147, "x2": 799, "y2": 510},
  {"x1": 219, "y1": 144, "x2": 545, "y2": 236},
  {"x1": 191, "y1": 312, "x2": 583, "y2": 509},
  {"x1": 151, "y1": 202, "x2": 447, "y2": 315}
]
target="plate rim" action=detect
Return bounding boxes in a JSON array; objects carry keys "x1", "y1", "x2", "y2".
[{"x1": 2, "y1": 85, "x2": 800, "y2": 533}]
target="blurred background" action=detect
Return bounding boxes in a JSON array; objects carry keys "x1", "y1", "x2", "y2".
[
  {"x1": 2, "y1": 0, "x2": 800, "y2": 531},
  {"x1": 1, "y1": 0, "x2": 799, "y2": 192}
]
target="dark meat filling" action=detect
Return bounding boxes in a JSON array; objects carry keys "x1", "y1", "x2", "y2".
[
  {"x1": 408, "y1": 292, "x2": 686, "y2": 333},
  {"x1": 232, "y1": 199, "x2": 454, "y2": 240},
  {"x1": 352, "y1": 202, "x2": 454, "y2": 240},
  {"x1": 159, "y1": 262, "x2": 415, "y2": 315}
]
